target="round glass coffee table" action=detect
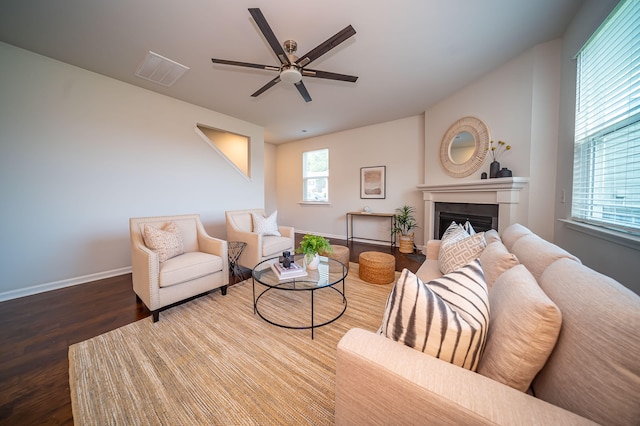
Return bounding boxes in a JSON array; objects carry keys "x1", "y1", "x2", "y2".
[{"x1": 252, "y1": 254, "x2": 348, "y2": 339}]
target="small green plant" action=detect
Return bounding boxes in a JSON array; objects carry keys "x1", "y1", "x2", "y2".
[
  {"x1": 296, "y1": 234, "x2": 333, "y2": 262},
  {"x1": 392, "y1": 205, "x2": 419, "y2": 236}
]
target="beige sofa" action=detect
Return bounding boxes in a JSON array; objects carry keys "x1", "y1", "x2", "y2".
[{"x1": 336, "y1": 224, "x2": 640, "y2": 425}]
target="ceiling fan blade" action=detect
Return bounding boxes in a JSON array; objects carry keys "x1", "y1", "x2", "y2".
[
  {"x1": 251, "y1": 76, "x2": 281, "y2": 98},
  {"x1": 248, "y1": 8, "x2": 291, "y2": 65},
  {"x1": 302, "y1": 69, "x2": 358, "y2": 83},
  {"x1": 212, "y1": 58, "x2": 279, "y2": 71},
  {"x1": 295, "y1": 81, "x2": 312, "y2": 102},
  {"x1": 296, "y1": 25, "x2": 356, "y2": 67}
]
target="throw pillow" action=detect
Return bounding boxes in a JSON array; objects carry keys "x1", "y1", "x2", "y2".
[
  {"x1": 479, "y1": 241, "x2": 519, "y2": 289},
  {"x1": 143, "y1": 221, "x2": 184, "y2": 262},
  {"x1": 441, "y1": 221, "x2": 468, "y2": 241},
  {"x1": 484, "y1": 229, "x2": 501, "y2": 245},
  {"x1": 379, "y1": 262, "x2": 490, "y2": 371},
  {"x1": 464, "y1": 220, "x2": 476, "y2": 235},
  {"x1": 438, "y1": 232, "x2": 487, "y2": 275},
  {"x1": 477, "y1": 265, "x2": 562, "y2": 392},
  {"x1": 251, "y1": 210, "x2": 281, "y2": 236}
]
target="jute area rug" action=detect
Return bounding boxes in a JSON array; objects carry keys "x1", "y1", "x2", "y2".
[{"x1": 69, "y1": 263, "x2": 397, "y2": 425}]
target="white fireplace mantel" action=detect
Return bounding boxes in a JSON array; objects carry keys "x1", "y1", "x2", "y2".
[{"x1": 417, "y1": 177, "x2": 529, "y2": 239}]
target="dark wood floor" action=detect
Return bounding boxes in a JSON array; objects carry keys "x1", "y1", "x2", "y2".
[{"x1": 0, "y1": 236, "x2": 423, "y2": 425}]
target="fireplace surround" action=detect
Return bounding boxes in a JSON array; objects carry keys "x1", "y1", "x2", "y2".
[{"x1": 417, "y1": 177, "x2": 529, "y2": 240}]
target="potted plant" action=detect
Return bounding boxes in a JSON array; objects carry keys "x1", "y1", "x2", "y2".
[
  {"x1": 392, "y1": 205, "x2": 419, "y2": 254},
  {"x1": 296, "y1": 234, "x2": 333, "y2": 270}
]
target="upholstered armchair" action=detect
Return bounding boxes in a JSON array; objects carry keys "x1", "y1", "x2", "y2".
[
  {"x1": 225, "y1": 209, "x2": 295, "y2": 269},
  {"x1": 130, "y1": 214, "x2": 229, "y2": 322}
]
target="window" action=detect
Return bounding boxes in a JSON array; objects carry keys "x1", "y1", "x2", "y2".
[
  {"x1": 572, "y1": 0, "x2": 640, "y2": 236},
  {"x1": 302, "y1": 149, "x2": 329, "y2": 202}
]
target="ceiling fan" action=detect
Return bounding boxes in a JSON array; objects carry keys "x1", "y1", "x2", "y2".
[{"x1": 211, "y1": 8, "x2": 358, "y2": 102}]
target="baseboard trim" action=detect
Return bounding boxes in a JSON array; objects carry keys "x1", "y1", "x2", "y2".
[{"x1": 0, "y1": 266, "x2": 133, "y2": 302}]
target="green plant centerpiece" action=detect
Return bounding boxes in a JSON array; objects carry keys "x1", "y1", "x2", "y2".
[
  {"x1": 296, "y1": 234, "x2": 333, "y2": 270},
  {"x1": 392, "y1": 205, "x2": 419, "y2": 254}
]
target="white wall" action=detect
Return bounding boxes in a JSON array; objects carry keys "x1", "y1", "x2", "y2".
[
  {"x1": 0, "y1": 42, "x2": 265, "y2": 300},
  {"x1": 264, "y1": 142, "x2": 278, "y2": 215},
  {"x1": 423, "y1": 39, "x2": 563, "y2": 242},
  {"x1": 554, "y1": 0, "x2": 639, "y2": 294},
  {"x1": 275, "y1": 116, "x2": 425, "y2": 247}
]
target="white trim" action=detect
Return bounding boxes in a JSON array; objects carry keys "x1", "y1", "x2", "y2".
[
  {"x1": 298, "y1": 201, "x2": 331, "y2": 206},
  {"x1": 417, "y1": 177, "x2": 530, "y2": 239},
  {"x1": 559, "y1": 219, "x2": 640, "y2": 251},
  {"x1": 0, "y1": 267, "x2": 132, "y2": 302}
]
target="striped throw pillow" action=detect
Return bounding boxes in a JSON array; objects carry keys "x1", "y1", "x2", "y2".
[{"x1": 380, "y1": 261, "x2": 490, "y2": 371}]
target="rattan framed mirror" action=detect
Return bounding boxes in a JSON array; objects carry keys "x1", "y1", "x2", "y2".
[{"x1": 439, "y1": 116, "x2": 490, "y2": 177}]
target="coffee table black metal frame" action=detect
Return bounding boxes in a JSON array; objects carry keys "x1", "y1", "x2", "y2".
[{"x1": 251, "y1": 254, "x2": 347, "y2": 339}]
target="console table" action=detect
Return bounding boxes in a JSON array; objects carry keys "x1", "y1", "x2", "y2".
[{"x1": 346, "y1": 212, "x2": 396, "y2": 248}]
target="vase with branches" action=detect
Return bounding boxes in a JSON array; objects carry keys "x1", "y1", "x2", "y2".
[{"x1": 487, "y1": 140, "x2": 512, "y2": 178}]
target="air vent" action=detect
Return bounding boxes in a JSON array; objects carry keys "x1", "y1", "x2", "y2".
[{"x1": 135, "y1": 51, "x2": 189, "y2": 87}]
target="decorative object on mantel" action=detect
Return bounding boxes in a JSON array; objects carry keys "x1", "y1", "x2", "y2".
[
  {"x1": 392, "y1": 205, "x2": 419, "y2": 254},
  {"x1": 481, "y1": 172, "x2": 488, "y2": 179},
  {"x1": 363, "y1": 206, "x2": 372, "y2": 213},
  {"x1": 487, "y1": 140, "x2": 511, "y2": 178},
  {"x1": 440, "y1": 116, "x2": 490, "y2": 178},
  {"x1": 497, "y1": 167, "x2": 513, "y2": 178}
]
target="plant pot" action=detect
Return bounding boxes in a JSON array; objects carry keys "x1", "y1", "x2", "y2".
[
  {"x1": 305, "y1": 253, "x2": 320, "y2": 270},
  {"x1": 398, "y1": 233, "x2": 414, "y2": 254}
]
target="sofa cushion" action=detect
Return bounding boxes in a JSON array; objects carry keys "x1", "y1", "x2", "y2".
[
  {"x1": 251, "y1": 210, "x2": 281, "y2": 236},
  {"x1": 501, "y1": 223, "x2": 533, "y2": 251},
  {"x1": 379, "y1": 261, "x2": 489, "y2": 371},
  {"x1": 532, "y1": 258, "x2": 640, "y2": 425},
  {"x1": 143, "y1": 221, "x2": 184, "y2": 262},
  {"x1": 438, "y1": 233, "x2": 486, "y2": 275},
  {"x1": 261, "y1": 235, "x2": 293, "y2": 257},
  {"x1": 509, "y1": 234, "x2": 580, "y2": 281},
  {"x1": 159, "y1": 252, "x2": 223, "y2": 288},
  {"x1": 478, "y1": 265, "x2": 562, "y2": 392},
  {"x1": 479, "y1": 241, "x2": 519, "y2": 289}
]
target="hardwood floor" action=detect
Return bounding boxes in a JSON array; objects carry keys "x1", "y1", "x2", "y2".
[{"x1": 0, "y1": 237, "x2": 423, "y2": 425}]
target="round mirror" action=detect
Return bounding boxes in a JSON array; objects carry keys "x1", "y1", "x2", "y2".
[
  {"x1": 449, "y1": 131, "x2": 475, "y2": 164},
  {"x1": 440, "y1": 116, "x2": 490, "y2": 177}
]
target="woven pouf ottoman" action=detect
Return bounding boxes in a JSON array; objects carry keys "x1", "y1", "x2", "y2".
[
  {"x1": 322, "y1": 245, "x2": 350, "y2": 272},
  {"x1": 358, "y1": 251, "x2": 396, "y2": 284}
]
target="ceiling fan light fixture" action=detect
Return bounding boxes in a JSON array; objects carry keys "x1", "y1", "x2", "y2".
[{"x1": 280, "y1": 66, "x2": 302, "y2": 84}]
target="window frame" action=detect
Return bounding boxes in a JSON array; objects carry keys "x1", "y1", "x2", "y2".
[
  {"x1": 301, "y1": 148, "x2": 329, "y2": 204},
  {"x1": 570, "y1": 0, "x2": 640, "y2": 241}
]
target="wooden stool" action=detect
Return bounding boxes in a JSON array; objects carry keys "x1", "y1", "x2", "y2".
[
  {"x1": 359, "y1": 251, "x2": 396, "y2": 284},
  {"x1": 322, "y1": 245, "x2": 350, "y2": 272}
]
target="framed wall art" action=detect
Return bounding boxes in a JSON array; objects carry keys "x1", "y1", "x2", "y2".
[{"x1": 360, "y1": 166, "x2": 386, "y2": 199}]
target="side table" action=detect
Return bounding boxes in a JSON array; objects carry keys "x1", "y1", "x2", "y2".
[{"x1": 228, "y1": 241, "x2": 247, "y2": 282}]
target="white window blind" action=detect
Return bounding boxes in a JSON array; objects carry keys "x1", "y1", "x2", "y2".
[
  {"x1": 572, "y1": 0, "x2": 640, "y2": 236},
  {"x1": 302, "y1": 149, "x2": 329, "y2": 202}
]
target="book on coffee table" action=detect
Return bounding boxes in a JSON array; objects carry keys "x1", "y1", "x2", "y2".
[{"x1": 271, "y1": 261, "x2": 307, "y2": 279}]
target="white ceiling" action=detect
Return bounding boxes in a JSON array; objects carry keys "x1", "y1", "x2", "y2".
[{"x1": 0, "y1": 0, "x2": 583, "y2": 144}]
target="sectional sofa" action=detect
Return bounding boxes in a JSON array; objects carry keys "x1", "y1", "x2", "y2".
[{"x1": 336, "y1": 223, "x2": 640, "y2": 425}]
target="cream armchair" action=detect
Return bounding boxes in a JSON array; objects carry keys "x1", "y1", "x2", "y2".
[
  {"x1": 225, "y1": 209, "x2": 295, "y2": 269},
  {"x1": 130, "y1": 214, "x2": 228, "y2": 322}
]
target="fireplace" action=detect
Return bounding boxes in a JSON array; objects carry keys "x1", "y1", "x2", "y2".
[
  {"x1": 435, "y1": 202, "x2": 499, "y2": 238},
  {"x1": 417, "y1": 177, "x2": 529, "y2": 240}
]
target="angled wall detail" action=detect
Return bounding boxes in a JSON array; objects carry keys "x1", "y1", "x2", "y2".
[{"x1": 196, "y1": 125, "x2": 251, "y2": 180}]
